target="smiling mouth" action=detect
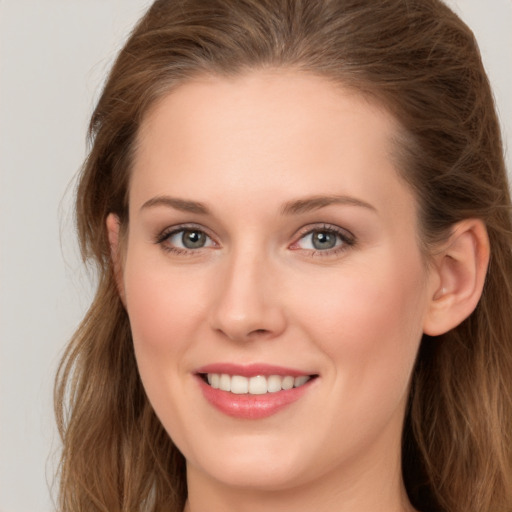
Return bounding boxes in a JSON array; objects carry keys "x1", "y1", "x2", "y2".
[{"x1": 200, "y1": 373, "x2": 317, "y2": 395}]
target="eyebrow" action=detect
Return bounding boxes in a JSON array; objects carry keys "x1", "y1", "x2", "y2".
[
  {"x1": 281, "y1": 195, "x2": 377, "y2": 215},
  {"x1": 141, "y1": 196, "x2": 210, "y2": 214},
  {"x1": 140, "y1": 194, "x2": 377, "y2": 216}
]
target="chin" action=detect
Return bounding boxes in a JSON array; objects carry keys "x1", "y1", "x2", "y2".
[
  {"x1": 195, "y1": 457, "x2": 309, "y2": 491},
  {"x1": 183, "y1": 433, "x2": 320, "y2": 492}
]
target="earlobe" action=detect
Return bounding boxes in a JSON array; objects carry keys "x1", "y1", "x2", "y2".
[
  {"x1": 106, "y1": 213, "x2": 126, "y2": 305},
  {"x1": 423, "y1": 219, "x2": 489, "y2": 336}
]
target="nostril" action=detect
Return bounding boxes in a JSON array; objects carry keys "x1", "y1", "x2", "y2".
[{"x1": 249, "y1": 328, "x2": 270, "y2": 336}]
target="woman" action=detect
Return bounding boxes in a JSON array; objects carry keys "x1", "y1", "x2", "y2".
[{"x1": 54, "y1": 1, "x2": 512, "y2": 511}]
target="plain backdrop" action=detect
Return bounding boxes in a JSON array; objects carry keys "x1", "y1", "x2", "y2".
[{"x1": 0, "y1": 1, "x2": 511, "y2": 511}]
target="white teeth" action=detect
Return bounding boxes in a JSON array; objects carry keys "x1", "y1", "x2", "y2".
[
  {"x1": 294, "y1": 376, "x2": 309, "y2": 387},
  {"x1": 210, "y1": 373, "x2": 220, "y2": 389},
  {"x1": 219, "y1": 373, "x2": 231, "y2": 392},
  {"x1": 248, "y1": 375, "x2": 267, "y2": 395},
  {"x1": 281, "y1": 376, "x2": 294, "y2": 390},
  {"x1": 231, "y1": 375, "x2": 249, "y2": 394},
  {"x1": 205, "y1": 373, "x2": 312, "y2": 394},
  {"x1": 267, "y1": 375, "x2": 282, "y2": 393}
]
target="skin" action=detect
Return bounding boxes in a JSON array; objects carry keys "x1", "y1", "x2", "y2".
[{"x1": 107, "y1": 70, "x2": 489, "y2": 512}]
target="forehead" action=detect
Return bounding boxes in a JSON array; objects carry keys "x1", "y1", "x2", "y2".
[
  {"x1": 136, "y1": 70, "x2": 397, "y2": 160},
  {"x1": 131, "y1": 70, "x2": 414, "y2": 221}
]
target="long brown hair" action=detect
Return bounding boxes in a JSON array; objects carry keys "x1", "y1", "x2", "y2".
[{"x1": 54, "y1": 1, "x2": 512, "y2": 511}]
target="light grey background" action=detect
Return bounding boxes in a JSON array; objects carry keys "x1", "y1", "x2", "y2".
[{"x1": 0, "y1": 1, "x2": 510, "y2": 511}]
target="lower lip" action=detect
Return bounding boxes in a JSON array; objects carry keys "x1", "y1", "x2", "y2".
[{"x1": 196, "y1": 376, "x2": 315, "y2": 419}]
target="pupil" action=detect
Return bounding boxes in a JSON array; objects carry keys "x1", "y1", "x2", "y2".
[
  {"x1": 182, "y1": 230, "x2": 206, "y2": 249},
  {"x1": 313, "y1": 231, "x2": 336, "y2": 250}
]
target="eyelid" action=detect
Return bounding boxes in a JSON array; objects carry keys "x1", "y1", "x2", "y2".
[
  {"x1": 289, "y1": 223, "x2": 356, "y2": 254},
  {"x1": 296, "y1": 222, "x2": 354, "y2": 238},
  {"x1": 154, "y1": 222, "x2": 355, "y2": 256},
  {"x1": 155, "y1": 223, "x2": 218, "y2": 252}
]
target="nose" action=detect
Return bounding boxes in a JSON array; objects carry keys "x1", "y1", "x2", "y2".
[{"x1": 209, "y1": 249, "x2": 287, "y2": 342}]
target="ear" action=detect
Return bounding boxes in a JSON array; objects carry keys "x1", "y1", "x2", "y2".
[
  {"x1": 423, "y1": 219, "x2": 489, "y2": 336},
  {"x1": 106, "y1": 213, "x2": 126, "y2": 305}
]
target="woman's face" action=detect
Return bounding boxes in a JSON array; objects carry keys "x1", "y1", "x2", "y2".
[{"x1": 113, "y1": 71, "x2": 437, "y2": 494}]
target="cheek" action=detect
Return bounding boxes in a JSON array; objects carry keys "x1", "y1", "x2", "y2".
[
  {"x1": 123, "y1": 256, "x2": 204, "y2": 355},
  {"x1": 296, "y1": 253, "x2": 427, "y2": 407},
  {"x1": 121, "y1": 253, "x2": 209, "y2": 422},
  {"x1": 122, "y1": 253, "x2": 208, "y2": 435}
]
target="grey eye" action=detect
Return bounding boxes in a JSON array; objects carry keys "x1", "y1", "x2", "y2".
[
  {"x1": 297, "y1": 229, "x2": 344, "y2": 251},
  {"x1": 181, "y1": 230, "x2": 207, "y2": 249},
  {"x1": 311, "y1": 231, "x2": 337, "y2": 250},
  {"x1": 166, "y1": 229, "x2": 214, "y2": 250}
]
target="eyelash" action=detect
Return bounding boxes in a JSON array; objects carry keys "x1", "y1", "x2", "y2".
[
  {"x1": 154, "y1": 223, "x2": 356, "y2": 257},
  {"x1": 155, "y1": 224, "x2": 217, "y2": 255},
  {"x1": 291, "y1": 224, "x2": 356, "y2": 258}
]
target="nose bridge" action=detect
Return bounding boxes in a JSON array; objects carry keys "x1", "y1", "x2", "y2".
[{"x1": 210, "y1": 244, "x2": 285, "y2": 341}]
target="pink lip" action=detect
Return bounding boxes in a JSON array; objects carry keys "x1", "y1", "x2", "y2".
[
  {"x1": 194, "y1": 363, "x2": 317, "y2": 420},
  {"x1": 195, "y1": 362, "x2": 312, "y2": 378}
]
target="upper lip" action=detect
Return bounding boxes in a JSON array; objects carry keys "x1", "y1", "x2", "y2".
[{"x1": 195, "y1": 363, "x2": 316, "y2": 378}]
